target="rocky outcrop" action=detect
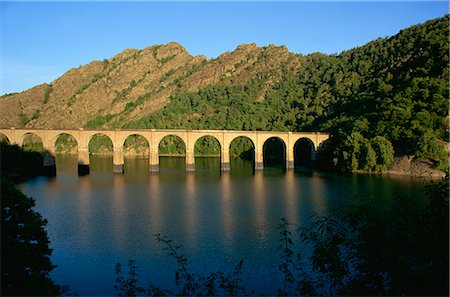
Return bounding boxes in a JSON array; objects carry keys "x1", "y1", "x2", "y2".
[
  {"x1": 385, "y1": 156, "x2": 446, "y2": 178},
  {"x1": 0, "y1": 42, "x2": 300, "y2": 129}
]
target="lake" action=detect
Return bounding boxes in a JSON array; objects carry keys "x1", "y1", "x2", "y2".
[{"x1": 18, "y1": 155, "x2": 426, "y2": 295}]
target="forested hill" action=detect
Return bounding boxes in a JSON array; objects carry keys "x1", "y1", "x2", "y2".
[{"x1": 0, "y1": 15, "x2": 448, "y2": 172}]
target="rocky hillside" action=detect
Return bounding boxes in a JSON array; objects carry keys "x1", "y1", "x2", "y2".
[
  {"x1": 1, "y1": 15, "x2": 448, "y2": 173},
  {"x1": 0, "y1": 42, "x2": 300, "y2": 129}
]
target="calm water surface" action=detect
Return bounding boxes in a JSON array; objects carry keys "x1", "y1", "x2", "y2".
[{"x1": 19, "y1": 155, "x2": 425, "y2": 295}]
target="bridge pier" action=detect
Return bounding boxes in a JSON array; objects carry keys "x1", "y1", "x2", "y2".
[
  {"x1": 311, "y1": 150, "x2": 317, "y2": 161},
  {"x1": 186, "y1": 149, "x2": 195, "y2": 172},
  {"x1": 113, "y1": 164, "x2": 124, "y2": 174},
  {"x1": 286, "y1": 142, "x2": 294, "y2": 169},
  {"x1": 43, "y1": 148, "x2": 56, "y2": 177},
  {"x1": 78, "y1": 148, "x2": 90, "y2": 176},
  {"x1": 149, "y1": 149, "x2": 159, "y2": 172},
  {"x1": 221, "y1": 149, "x2": 230, "y2": 171},
  {"x1": 113, "y1": 147, "x2": 124, "y2": 174},
  {"x1": 286, "y1": 152, "x2": 294, "y2": 169},
  {"x1": 310, "y1": 150, "x2": 318, "y2": 167},
  {"x1": 255, "y1": 149, "x2": 264, "y2": 170},
  {"x1": 286, "y1": 160, "x2": 294, "y2": 169}
]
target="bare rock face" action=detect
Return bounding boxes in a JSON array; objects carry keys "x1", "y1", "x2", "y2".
[
  {"x1": 0, "y1": 42, "x2": 302, "y2": 129},
  {"x1": 386, "y1": 156, "x2": 446, "y2": 178}
]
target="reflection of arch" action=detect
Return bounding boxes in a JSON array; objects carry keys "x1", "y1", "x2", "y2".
[
  {"x1": 294, "y1": 138, "x2": 315, "y2": 167},
  {"x1": 158, "y1": 135, "x2": 186, "y2": 156},
  {"x1": 194, "y1": 135, "x2": 221, "y2": 156},
  {"x1": 263, "y1": 137, "x2": 286, "y2": 168},
  {"x1": 88, "y1": 133, "x2": 113, "y2": 154},
  {"x1": 123, "y1": 134, "x2": 150, "y2": 156},
  {"x1": 54, "y1": 133, "x2": 78, "y2": 154},
  {"x1": 0, "y1": 132, "x2": 10, "y2": 144},
  {"x1": 22, "y1": 132, "x2": 44, "y2": 152}
]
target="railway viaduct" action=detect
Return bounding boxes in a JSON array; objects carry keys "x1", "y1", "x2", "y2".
[{"x1": 0, "y1": 128, "x2": 329, "y2": 175}]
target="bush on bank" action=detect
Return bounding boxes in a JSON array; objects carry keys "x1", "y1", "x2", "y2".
[{"x1": 1, "y1": 179, "x2": 61, "y2": 296}]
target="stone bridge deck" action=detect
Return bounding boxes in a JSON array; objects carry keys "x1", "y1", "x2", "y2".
[{"x1": 0, "y1": 128, "x2": 329, "y2": 175}]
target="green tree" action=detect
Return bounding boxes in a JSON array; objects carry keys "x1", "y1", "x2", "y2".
[
  {"x1": 0, "y1": 142, "x2": 44, "y2": 181},
  {"x1": 1, "y1": 179, "x2": 61, "y2": 296},
  {"x1": 416, "y1": 130, "x2": 448, "y2": 171},
  {"x1": 338, "y1": 131, "x2": 366, "y2": 171},
  {"x1": 112, "y1": 15, "x2": 449, "y2": 173},
  {"x1": 359, "y1": 141, "x2": 377, "y2": 171},
  {"x1": 370, "y1": 136, "x2": 394, "y2": 171},
  {"x1": 194, "y1": 136, "x2": 220, "y2": 156},
  {"x1": 159, "y1": 136, "x2": 186, "y2": 155}
]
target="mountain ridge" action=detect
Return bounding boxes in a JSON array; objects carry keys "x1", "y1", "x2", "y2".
[
  {"x1": 1, "y1": 15, "x2": 448, "y2": 172},
  {"x1": 0, "y1": 41, "x2": 300, "y2": 129}
]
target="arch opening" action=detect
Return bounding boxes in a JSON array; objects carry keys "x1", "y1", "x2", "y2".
[
  {"x1": 124, "y1": 134, "x2": 149, "y2": 157},
  {"x1": 158, "y1": 135, "x2": 186, "y2": 170},
  {"x1": 263, "y1": 137, "x2": 286, "y2": 169},
  {"x1": 55, "y1": 133, "x2": 78, "y2": 155},
  {"x1": 294, "y1": 138, "x2": 315, "y2": 168},
  {"x1": 54, "y1": 133, "x2": 79, "y2": 173},
  {"x1": 88, "y1": 134, "x2": 113, "y2": 172},
  {"x1": 88, "y1": 134, "x2": 113, "y2": 155},
  {"x1": 229, "y1": 136, "x2": 255, "y2": 173},
  {"x1": 194, "y1": 136, "x2": 221, "y2": 156},
  {"x1": 22, "y1": 133, "x2": 44, "y2": 153},
  {"x1": 230, "y1": 136, "x2": 255, "y2": 160},
  {"x1": 158, "y1": 135, "x2": 186, "y2": 156},
  {"x1": 0, "y1": 133, "x2": 10, "y2": 144},
  {"x1": 194, "y1": 136, "x2": 221, "y2": 171},
  {"x1": 124, "y1": 134, "x2": 150, "y2": 172}
]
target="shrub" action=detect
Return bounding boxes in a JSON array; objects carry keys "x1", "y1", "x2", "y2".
[
  {"x1": 1, "y1": 180, "x2": 61, "y2": 296},
  {"x1": 43, "y1": 85, "x2": 52, "y2": 103}
]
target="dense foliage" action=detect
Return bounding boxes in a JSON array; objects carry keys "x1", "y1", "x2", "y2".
[
  {"x1": 22, "y1": 134, "x2": 44, "y2": 153},
  {"x1": 123, "y1": 15, "x2": 449, "y2": 172},
  {"x1": 0, "y1": 141, "x2": 44, "y2": 181},
  {"x1": 158, "y1": 135, "x2": 186, "y2": 155},
  {"x1": 55, "y1": 134, "x2": 78, "y2": 154},
  {"x1": 1, "y1": 179, "x2": 61, "y2": 296},
  {"x1": 89, "y1": 134, "x2": 113, "y2": 154}
]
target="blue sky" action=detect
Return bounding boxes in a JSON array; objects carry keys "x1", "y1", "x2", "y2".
[{"x1": 0, "y1": 1, "x2": 448, "y2": 94}]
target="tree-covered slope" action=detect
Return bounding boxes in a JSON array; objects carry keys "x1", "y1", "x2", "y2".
[
  {"x1": 124, "y1": 15, "x2": 449, "y2": 171},
  {"x1": 0, "y1": 15, "x2": 448, "y2": 171}
]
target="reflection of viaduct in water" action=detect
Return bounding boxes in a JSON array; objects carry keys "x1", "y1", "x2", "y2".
[{"x1": 0, "y1": 128, "x2": 329, "y2": 175}]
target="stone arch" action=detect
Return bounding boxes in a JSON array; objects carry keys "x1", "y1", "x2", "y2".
[
  {"x1": 21, "y1": 132, "x2": 44, "y2": 152},
  {"x1": 53, "y1": 133, "x2": 78, "y2": 154},
  {"x1": 190, "y1": 133, "x2": 225, "y2": 153},
  {"x1": 158, "y1": 134, "x2": 186, "y2": 156},
  {"x1": 158, "y1": 134, "x2": 186, "y2": 170},
  {"x1": 123, "y1": 134, "x2": 150, "y2": 157},
  {"x1": 229, "y1": 135, "x2": 255, "y2": 159},
  {"x1": 263, "y1": 137, "x2": 286, "y2": 169},
  {"x1": 229, "y1": 135, "x2": 255, "y2": 172},
  {"x1": 121, "y1": 134, "x2": 150, "y2": 173},
  {"x1": 152, "y1": 132, "x2": 188, "y2": 151},
  {"x1": 294, "y1": 137, "x2": 315, "y2": 167},
  {"x1": 88, "y1": 133, "x2": 113, "y2": 155},
  {"x1": 50, "y1": 133, "x2": 78, "y2": 172},
  {"x1": 84, "y1": 133, "x2": 114, "y2": 172},
  {"x1": 194, "y1": 135, "x2": 221, "y2": 156},
  {"x1": 0, "y1": 132, "x2": 10, "y2": 144},
  {"x1": 194, "y1": 135, "x2": 221, "y2": 171}
]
